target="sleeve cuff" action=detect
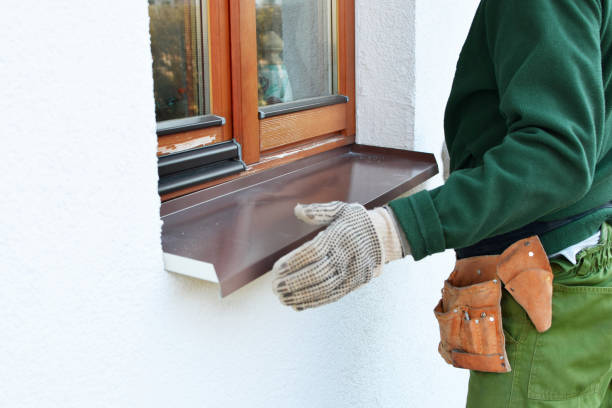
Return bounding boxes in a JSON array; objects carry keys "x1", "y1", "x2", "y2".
[
  {"x1": 383, "y1": 205, "x2": 411, "y2": 257},
  {"x1": 388, "y1": 190, "x2": 446, "y2": 260}
]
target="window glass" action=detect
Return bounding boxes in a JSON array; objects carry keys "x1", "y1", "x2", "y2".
[
  {"x1": 256, "y1": 0, "x2": 336, "y2": 106},
  {"x1": 149, "y1": 0, "x2": 210, "y2": 122}
]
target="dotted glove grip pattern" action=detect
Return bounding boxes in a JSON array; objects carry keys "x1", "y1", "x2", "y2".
[{"x1": 272, "y1": 202, "x2": 384, "y2": 311}]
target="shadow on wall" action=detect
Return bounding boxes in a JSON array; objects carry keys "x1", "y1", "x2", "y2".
[{"x1": 442, "y1": 141, "x2": 450, "y2": 181}]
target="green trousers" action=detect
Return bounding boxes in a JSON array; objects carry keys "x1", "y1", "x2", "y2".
[{"x1": 467, "y1": 223, "x2": 612, "y2": 407}]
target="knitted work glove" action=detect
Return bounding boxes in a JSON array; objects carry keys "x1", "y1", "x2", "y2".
[{"x1": 272, "y1": 201, "x2": 405, "y2": 311}]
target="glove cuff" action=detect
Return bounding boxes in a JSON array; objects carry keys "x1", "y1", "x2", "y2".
[
  {"x1": 384, "y1": 205, "x2": 412, "y2": 258},
  {"x1": 369, "y1": 207, "x2": 404, "y2": 276}
]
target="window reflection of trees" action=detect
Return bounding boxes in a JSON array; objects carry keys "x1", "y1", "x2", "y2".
[{"x1": 149, "y1": 0, "x2": 205, "y2": 122}]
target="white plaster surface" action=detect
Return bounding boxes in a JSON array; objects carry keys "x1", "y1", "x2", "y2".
[
  {"x1": 1, "y1": 1, "x2": 478, "y2": 407},
  {"x1": 356, "y1": 0, "x2": 417, "y2": 149}
]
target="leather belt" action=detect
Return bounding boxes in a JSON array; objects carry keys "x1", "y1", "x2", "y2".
[{"x1": 456, "y1": 201, "x2": 612, "y2": 259}]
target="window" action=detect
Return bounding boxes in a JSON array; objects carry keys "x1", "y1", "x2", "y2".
[
  {"x1": 150, "y1": 0, "x2": 356, "y2": 201},
  {"x1": 155, "y1": 1, "x2": 440, "y2": 295}
]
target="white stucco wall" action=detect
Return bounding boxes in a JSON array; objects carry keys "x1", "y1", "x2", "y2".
[
  {"x1": 355, "y1": 0, "x2": 417, "y2": 149},
  {"x1": 1, "y1": 1, "x2": 477, "y2": 407}
]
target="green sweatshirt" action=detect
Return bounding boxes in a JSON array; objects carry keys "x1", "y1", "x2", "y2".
[{"x1": 389, "y1": 0, "x2": 612, "y2": 260}]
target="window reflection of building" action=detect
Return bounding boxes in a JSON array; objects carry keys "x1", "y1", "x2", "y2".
[
  {"x1": 256, "y1": 0, "x2": 334, "y2": 106},
  {"x1": 258, "y1": 30, "x2": 293, "y2": 105},
  {"x1": 281, "y1": 0, "x2": 334, "y2": 101}
]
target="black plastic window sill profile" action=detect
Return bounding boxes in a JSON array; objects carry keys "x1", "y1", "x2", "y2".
[
  {"x1": 158, "y1": 140, "x2": 246, "y2": 195},
  {"x1": 156, "y1": 114, "x2": 225, "y2": 136},
  {"x1": 258, "y1": 94, "x2": 349, "y2": 119}
]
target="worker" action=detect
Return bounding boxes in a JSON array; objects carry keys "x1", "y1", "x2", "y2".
[{"x1": 271, "y1": 1, "x2": 612, "y2": 406}]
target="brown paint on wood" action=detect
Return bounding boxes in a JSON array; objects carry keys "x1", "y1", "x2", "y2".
[
  {"x1": 259, "y1": 104, "x2": 347, "y2": 151},
  {"x1": 255, "y1": 133, "x2": 354, "y2": 170},
  {"x1": 183, "y1": 1, "x2": 198, "y2": 116},
  {"x1": 157, "y1": 125, "x2": 224, "y2": 156},
  {"x1": 229, "y1": 0, "x2": 260, "y2": 164},
  {"x1": 338, "y1": 0, "x2": 356, "y2": 137},
  {"x1": 261, "y1": 132, "x2": 348, "y2": 156},
  {"x1": 208, "y1": 0, "x2": 233, "y2": 137},
  {"x1": 160, "y1": 134, "x2": 354, "y2": 201}
]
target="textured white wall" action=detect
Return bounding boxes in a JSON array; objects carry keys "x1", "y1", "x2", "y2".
[
  {"x1": 1, "y1": 1, "x2": 477, "y2": 407},
  {"x1": 356, "y1": 0, "x2": 417, "y2": 149}
]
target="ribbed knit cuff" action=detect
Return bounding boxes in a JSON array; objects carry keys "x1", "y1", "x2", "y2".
[
  {"x1": 369, "y1": 207, "x2": 404, "y2": 276},
  {"x1": 388, "y1": 190, "x2": 446, "y2": 261},
  {"x1": 384, "y1": 205, "x2": 412, "y2": 257}
]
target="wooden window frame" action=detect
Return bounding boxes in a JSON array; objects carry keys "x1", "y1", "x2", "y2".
[
  {"x1": 158, "y1": 0, "x2": 356, "y2": 202},
  {"x1": 156, "y1": 0, "x2": 233, "y2": 156}
]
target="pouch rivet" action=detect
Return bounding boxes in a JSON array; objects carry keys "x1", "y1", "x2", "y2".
[
  {"x1": 481, "y1": 312, "x2": 487, "y2": 318},
  {"x1": 475, "y1": 320, "x2": 479, "y2": 324},
  {"x1": 500, "y1": 356, "x2": 504, "y2": 360},
  {"x1": 489, "y1": 317, "x2": 495, "y2": 322},
  {"x1": 453, "y1": 309, "x2": 458, "y2": 313},
  {"x1": 529, "y1": 251, "x2": 534, "y2": 257},
  {"x1": 493, "y1": 279, "x2": 498, "y2": 284},
  {"x1": 476, "y1": 269, "x2": 481, "y2": 275}
]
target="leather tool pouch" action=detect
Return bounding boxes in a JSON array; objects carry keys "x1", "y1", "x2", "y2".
[{"x1": 434, "y1": 236, "x2": 553, "y2": 373}]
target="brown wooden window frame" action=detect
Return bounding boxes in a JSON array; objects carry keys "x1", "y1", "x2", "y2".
[
  {"x1": 155, "y1": 0, "x2": 234, "y2": 156},
  {"x1": 158, "y1": 0, "x2": 356, "y2": 202}
]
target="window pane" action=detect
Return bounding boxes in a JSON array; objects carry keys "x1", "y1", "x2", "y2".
[
  {"x1": 256, "y1": 0, "x2": 336, "y2": 106},
  {"x1": 149, "y1": 0, "x2": 209, "y2": 122}
]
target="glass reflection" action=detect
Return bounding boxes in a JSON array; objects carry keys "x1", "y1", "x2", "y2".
[
  {"x1": 149, "y1": 0, "x2": 209, "y2": 122},
  {"x1": 256, "y1": 0, "x2": 336, "y2": 106}
]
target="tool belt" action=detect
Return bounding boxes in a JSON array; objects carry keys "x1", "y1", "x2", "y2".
[
  {"x1": 434, "y1": 236, "x2": 553, "y2": 373},
  {"x1": 456, "y1": 200, "x2": 612, "y2": 259}
]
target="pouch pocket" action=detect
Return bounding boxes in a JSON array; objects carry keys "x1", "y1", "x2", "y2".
[
  {"x1": 459, "y1": 306, "x2": 505, "y2": 356},
  {"x1": 435, "y1": 274, "x2": 508, "y2": 372},
  {"x1": 527, "y1": 284, "x2": 612, "y2": 400},
  {"x1": 434, "y1": 300, "x2": 462, "y2": 364}
]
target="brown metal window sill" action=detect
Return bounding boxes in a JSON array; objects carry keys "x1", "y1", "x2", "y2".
[{"x1": 161, "y1": 144, "x2": 438, "y2": 297}]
